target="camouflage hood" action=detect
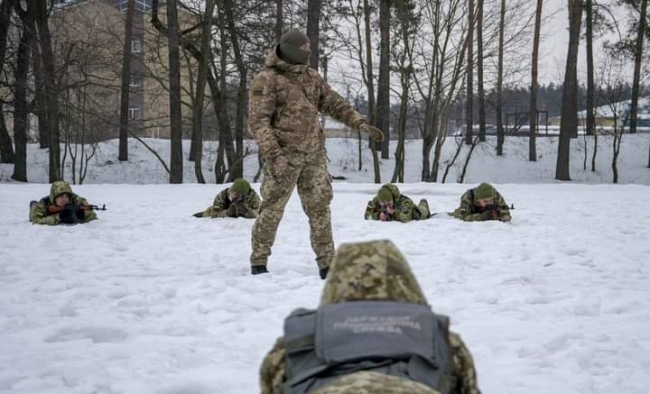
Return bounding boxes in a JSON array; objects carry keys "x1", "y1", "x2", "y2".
[
  {"x1": 378, "y1": 183, "x2": 401, "y2": 202},
  {"x1": 50, "y1": 181, "x2": 73, "y2": 201},
  {"x1": 264, "y1": 46, "x2": 309, "y2": 75},
  {"x1": 320, "y1": 240, "x2": 428, "y2": 306}
]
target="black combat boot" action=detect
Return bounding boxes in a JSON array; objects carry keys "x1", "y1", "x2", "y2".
[
  {"x1": 319, "y1": 267, "x2": 329, "y2": 280},
  {"x1": 251, "y1": 265, "x2": 269, "y2": 275}
]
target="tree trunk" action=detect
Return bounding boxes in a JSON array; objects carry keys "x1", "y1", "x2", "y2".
[
  {"x1": 556, "y1": 0, "x2": 583, "y2": 181},
  {"x1": 362, "y1": 0, "x2": 380, "y2": 183},
  {"x1": 275, "y1": 0, "x2": 283, "y2": 42},
  {"x1": 35, "y1": 0, "x2": 61, "y2": 182},
  {"x1": 376, "y1": 0, "x2": 390, "y2": 159},
  {"x1": 11, "y1": 7, "x2": 33, "y2": 182},
  {"x1": 215, "y1": 4, "x2": 236, "y2": 182},
  {"x1": 306, "y1": 0, "x2": 320, "y2": 70},
  {"x1": 465, "y1": 0, "x2": 474, "y2": 145},
  {"x1": 0, "y1": 110, "x2": 13, "y2": 163},
  {"x1": 585, "y1": 0, "x2": 595, "y2": 136},
  {"x1": 529, "y1": 0, "x2": 543, "y2": 161},
  {"x1": 592, "y1": 132, "x2": 598, "y2": 172},
  {"x1": 477, "y1": 0, "x2": 486, "y2": 142},
  {"x1": 629, "y1": 0, "x2": 647, "y2": 134},
  {"x1": 118, "y1": 0, "x2": 135, "y2": 162},
  {"x1": 496, "y1": 0, "x2": 505, "y2": 156},
  {"x1": 164, "y1": 0, "x2": 183, "y2": 183},
  {"x1": 30, "y1": 34, "x2": 48, "y2": 149},
  {"x1": 224, "y1": 0, "x2": 246, "y2": 179},
  {"x1": 0, "y1": 0, "x2": 15, "y2": 163},
  {"x1": 192, "y1": 0, "x2": 214, "y2": 184}
]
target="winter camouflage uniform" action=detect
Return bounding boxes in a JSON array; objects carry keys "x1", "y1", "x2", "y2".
[
  {"x1": 29, "y1": 181, "x2": 98, "y2": 225},
  {"x1": 450, "y1": 183, "x2": 511, "y2": 222},
  {"x1": 365, "y1": 183, "x2": 430, "y2": 222},
  {"x1": 195, "y1": 188, "x2": 261, "y2": 218},
  {"x1": 249, "y1": 41, "x2": 378, "y2": 271},
  {"x1": 259, "y1": 240, "x2": 482, "y2": 394}
]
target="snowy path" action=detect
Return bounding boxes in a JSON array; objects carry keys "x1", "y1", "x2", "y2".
[{"x1": 1, "y1": 183, "x2": 649, "y2": 394}]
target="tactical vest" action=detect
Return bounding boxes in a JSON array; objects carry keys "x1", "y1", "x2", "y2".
[{"x1": 282, "y1": 301, "x2": 454, "y2": 394}]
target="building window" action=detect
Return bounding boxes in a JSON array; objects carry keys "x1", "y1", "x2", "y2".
[
  {"x1": 128, "y1": 107, "x2": 141, "y2": 120},
  {"x1": 129, "y1": 74, "x2": 143, "y2": 88},
  {"x1": 131, "y1": 38, "x2": 142, "y2": 54}
]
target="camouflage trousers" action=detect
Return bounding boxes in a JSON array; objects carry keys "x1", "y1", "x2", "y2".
[{"x1": 251, "y1": 151, "x2": 334, "y2": 270}]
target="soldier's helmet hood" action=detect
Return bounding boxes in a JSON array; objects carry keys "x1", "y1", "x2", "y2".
[
  {"x1": 50, "y1": 181, "x2": 73, "y2": 201},
  {"x1": 320, "y1": 240, "x2": 428, "y2": 306}
]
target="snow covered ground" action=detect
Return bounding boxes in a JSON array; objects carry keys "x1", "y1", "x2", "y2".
[
  {"x1": 1, "y1": 135, "x2": 650, "y2": 393},
  {"x1": 1, "y1": 181, "x2": 650, "y2": 394}
]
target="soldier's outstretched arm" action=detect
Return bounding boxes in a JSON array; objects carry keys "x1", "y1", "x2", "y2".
[
  {"x1": 30, "y1": 202, "x2": 60, "y2": 225},
  {"x1": 249, "y1": 72, "x2": 283, "y2": 160},
  {"x1": 260, "y1": 337, "x2": 287, "y2": 394},
  {"x1": 317, "y1": 76, "x2": 365, "y2": 130},
  {"x1": 449, "y1": 332, "x2": 482, "y2": 394}
]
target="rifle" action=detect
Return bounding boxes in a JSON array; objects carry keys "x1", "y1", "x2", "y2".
[
  {"x1": 47, "y1": 203, "x2": 107, "y2": 215},
  {"x1": 486, "y1": 203, "x2": 515, "y2": 211},
  {"x1": 378, "y1": 203, "x2": 393, "y2": 221}
]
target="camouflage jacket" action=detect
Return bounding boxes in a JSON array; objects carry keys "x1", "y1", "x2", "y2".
[
  {"x1": 450, "y1": 187, "x2": 511, "y2": 222},
  {"x1": 249, "y1": 47, "x2": 366, "y2": 160},
  {"x1": 201, "y1": 187, "x2": 261, "y2": 218},
  {"x1": 29, "y1": 194, "x2": 98, "y2": 225},
  {"x1": 364, "y1": 184, "x2": 423, "y2": 222},
  {"x1": 260, "y1": 240, "x2": 482, "y2": 394}
]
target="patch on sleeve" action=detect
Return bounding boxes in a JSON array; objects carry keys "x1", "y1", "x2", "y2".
[{"x1": 250, "y1": 75, "x2": 267, "y2": 101}]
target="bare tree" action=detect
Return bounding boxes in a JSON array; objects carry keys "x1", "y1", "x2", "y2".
[
  {"x1": 11, "y1": 0, "x2": 35, "y2": 182},
  {"x1": 529, "y1": 0, "x2": 543, "y2": 161},
  {"x1": 376, "y1": 0, "x2": 390, "y2": 159},
  {"x1": 585, "y1": 0, "x2": 596, "y2": 136},
  {"x1": 35, "y1": 0, "x2": 62, "y2": 182},
  {"x1": 152, "y1": 0, "x2": 183, "y2": 184},
  {"x1": 495, "y1": 0, "x2": 505, "y2": 156},
  {"x1": 391, "y1": 0, "x2": 418, "y2": 183},
  {"x1": 306, "y1": 0, "x2": 320, "y2": 70},
  {"x1": 476, "y1": 0, "x2": 486, "y2": 142},
  {"x1": 191, "y1": 0, "x2": 215, "y2": 183},
  {"x1": 556, "y1": 0, "x2": 583, "y2": 181},
  {"x1": 627, "y1": 0, "x2": 648, "y2": 134},
  {"x1": 362, "y1": 0, "x2": 381, "y2": 182},
  {"x1": 118, "y1": 0, "x2": 135, "y2": 162},
  {"x1": 0, "y1": 0, "x2": 15, "y2": 164},
  {"x1": 414, "y1": 0, "x2": 467, "y2": 182},
  {"x1": 465, "y1": 0, "x2": 474, "y2": 145},
  {"x1": 276, "y1": 0, "x2": 283, "y2": 42}
]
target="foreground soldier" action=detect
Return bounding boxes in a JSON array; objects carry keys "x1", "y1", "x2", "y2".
[
  {"x1": 29, "y1": 181, "x2": 98, "y2": 225},
  {"x1": 193, "y1": 178, "x2": 261, "y2": 219},
  {"x1": 365, "y1": 183, "x2": 431, "y2": 222},
  {"x1": 260, "y1": 240, "x2": 482, "y2": 394},
  {"x1": 248, "y1": 29, "x2": 384, "y2": 278},
  {"x1": 450, "y1": 182, "x2": 511, "y2": 222}
]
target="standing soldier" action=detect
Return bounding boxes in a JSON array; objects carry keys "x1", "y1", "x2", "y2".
[
  {"x1": 248, "y1": 30, "x2": 384, "y2": 279},
  {"x1": 450, "y1": 182, "x2": 512, "y2": 222}
]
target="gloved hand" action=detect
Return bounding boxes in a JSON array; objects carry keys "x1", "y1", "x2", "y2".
[
  {"x1": 270, "y1": 155, "x2": 290, "y2": 179},
  {"x1": 227, "y1": 203, "x2": 239, "y2": 217},
  {"x1": 59, "y1": 203, "x2": 77, "y2": 224},
  {"x1": 359, "y1": 122, "x2": 384, "y2": 142},
  {"x1": 75, "y1": 206, "x2": 86, "y2": 221},
  {"x1": 481, "y1": 208, "x2": 499, "y2": 221}
]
